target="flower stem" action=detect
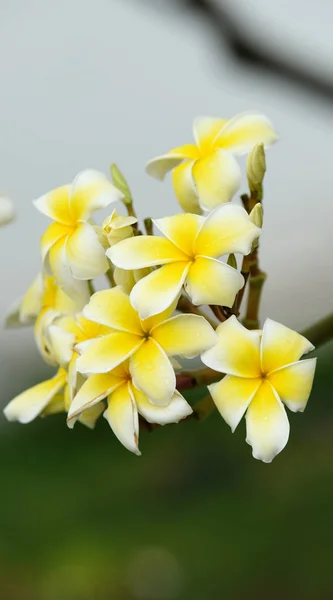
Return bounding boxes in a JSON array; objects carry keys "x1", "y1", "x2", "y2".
[
  {"x1": 177, "y1": 295, "x2": 218, "y2": 329},
  {"x1": 176, "y1": 367, "x2": 221, "y2": 390},
  {"x1": 241, "y1": 193, "x2": 266, "y2": 329},
  {"x1": 88, "y1": 280, "x2": 95, "y2": 296},
  {"x1": 243, "y1": 266, "x2": 267, "y2": 330},
  {"x1": 301, "y1": 313, "x2": 333, "y2": 348},
  {"x1": 143, "y1": 217, "x2": 153, "y2": 235},
  {"x1": 105, "y1": 268, "x2": 115, "y2": 287}
]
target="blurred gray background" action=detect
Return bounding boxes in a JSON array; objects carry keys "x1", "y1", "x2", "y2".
[{"x1": 0, "y1": 0, "x2": 332, "y2": 401}]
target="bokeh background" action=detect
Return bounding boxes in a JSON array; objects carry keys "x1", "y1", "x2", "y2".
[{"x1": 0, "y1": 1, "x2": 333, "y2": 598}]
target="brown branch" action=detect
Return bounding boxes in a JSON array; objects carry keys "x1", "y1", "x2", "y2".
[
  {"x1": 177, "y1": 295, "x2": 218, "y2": 329},
  {"x1": 176, "y1": 366, "x2": 221, "y2": 390}
]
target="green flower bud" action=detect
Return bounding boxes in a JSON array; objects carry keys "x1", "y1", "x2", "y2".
[
  {"x1": 110, "y1": 163, "x2": 133, "y2": 206},
  {"x1": 247, "y1": 144, "x2": 266, "y2": 192},
  {"x1": 249, "y1": 203, "x2": 263, "y2": 229}
]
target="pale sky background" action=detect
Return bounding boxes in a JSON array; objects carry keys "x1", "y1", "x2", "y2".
[{"x1": 0, "y1": 0, "x2": 332, "y2": 401}]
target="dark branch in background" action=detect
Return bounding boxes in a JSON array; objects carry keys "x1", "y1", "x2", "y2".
[{"x1": 136, "y1": 0, "x2": 333, "y2": 103}]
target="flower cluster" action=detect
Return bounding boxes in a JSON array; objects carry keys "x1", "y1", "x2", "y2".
[{"x1": 4, "y1": 111, "x2": 317, "y2": 462}]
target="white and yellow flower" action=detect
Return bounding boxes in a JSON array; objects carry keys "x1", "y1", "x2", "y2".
[
  {"x1": 75, "y1": 286, "x2": 217, "y2": 406},
  {"x1": 67, "y1": 360, "x2": 193, "y2": 455},
  {"x1": 3, "y1": 314, "x2": 111, "y2": 428},
  {"x1": 5, "y1": 273, "x2": 85, "y2": 363},
  {"x1": 201, "y1": 316, "x2": 317, "y2": 462},
  {"x1": 102, "y1": 208, "x2": 137, "y2": 246},
  {"x1": 0, "y1": 195, "x2": 15, "y2": 225},
  {"x1": 108, "y1": 207, "x2": 260, "y2": 319},
  {"x1": 146, "y1": 112, "x2": 277, "y2": 212},
  {"x1": 34, "y1": 170, "x2": 123, "y2": 299},
  {"x1": 47, "y1": 312, "x2": 112, "y2": 368},
  {"x1": 3, "y1": 362, "x2": 104, "y2": 429},
  {"x1": 4, "y1": 367, "x2": 68, "y2": 424}
]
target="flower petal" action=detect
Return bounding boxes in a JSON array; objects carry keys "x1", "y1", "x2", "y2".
[
  {"x1": 33, "y1": 185, "x2": 72, "y2": 225},
  {"x1": 3, "y1": 369, "x2": 66, "y2": 424},
  {"x1": 153, "y1": 213, "x2": 204, "y2": 257},
  {"x1": 192, "y1": 150, "x2": 241, "y2": 210},
  {"x1": 47, "y1": 324, "x2": 76, "y2": 366},
  {"x1": 34, "y1": 309, "x2": 59, "y2": 365},
  {"x1": 171, "y1": 162, "x2": 202, "y2": 214},
  {"x1": 41, "y1": 222, "x2": 72, "y2": 262},
  {"x1": 69, "y1": 170, "x2": 122, "y2": 221},
  {"x1": 76, "y1": 332, "x2": 143, "y2": 374},
  {"x1": 20, "y1": 273, "x2": 44, "y2": 323},
  {"x1": 132, "y1": 387, "x2": 192, "y2": 424},
  {"x1": 261, "y1": 318, "x2": 314, "y2": 374},
  {"x1": 130, "y1": 262, "x2": 190, "y2": 320},
  {"x1": 208, "y1": 375, "x2": 262, "y2": 432},
  {"x1": 201, "y1": 315, "x2": 261, "y2": 377},
  {"x1": 185, "y1": 257, "x2": 244, "y2": 307},
  {"x1": 113, "y1": 267, "x2": 136, "y2": 294},
  {"x1": 66, "y1": 221, "x2": 108, "y2": 279},
  {"x1": 108, "y1": 235, "x2": 188, "y2": 270},
  {"x1": 47, "y1": 237, "x2": 91, "y2": 303},
  {"x1": 193, "y1": 116, "x2": 228, "y2": 152},
  {"x1": 245, "y1": 380, "x2": 290, "y2": 463},
  {"x1": 104, "y1": 382, "x2": 141, "y2": 455},
  {"x1": 41, "y1": 393, "x2": 66, "y2": 416},
  {"x1": 267, "y1": 358, "x2": 317, "y2": 412},
  {"x1": 78, "y1": 403, "x2": 105, "y2": 429},
  {"x1": 83, "y1": 287, "x2": 142, "y2": 335},
  {"x1": 193, "y1": 203, "x2": 261, "y2": 258},
  {"x1": 215, "y1": 111, "x2": 278, "y2": 155},
  {"x1": 130, "y1": 338, "x2": 176, "y2": 406},
  {"x1": 145, "y1": 145, "x2": 199, "y2": 180},
  {"x1": 67, "y1": 372, "x2": 123, "y2": 425},
  {"x1": 151, "y1": 314, "x2": 217, "y2": 358}
]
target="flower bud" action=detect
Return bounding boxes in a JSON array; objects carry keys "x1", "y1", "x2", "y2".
[
  {"x1": 103, "y1": 209, "x2": 137, "y2": 246},
  {"x1": 110, "y1": 163, "x2": 133, "y2": 206},
  {"x1": 249, "y1": 203, "x2": 263, "y2": 229},
  {"x1": 249, "y1": 203, "x2": 263, "y2": 250},
  {"x1": 246, "y1": 144, "x2": 266, "y2": 192}
]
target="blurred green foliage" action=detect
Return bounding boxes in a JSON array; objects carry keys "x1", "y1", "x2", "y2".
[{"x1": 0, "y1": 341, "x2": 332, "y2": 600}]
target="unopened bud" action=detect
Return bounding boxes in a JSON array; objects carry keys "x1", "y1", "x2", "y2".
[
  {"x1": 247, "y1": 144, "x2": 266, "y2": 192},
  {"x1": 249, "y1": 203, "x2": 263, "y2": 251},
  {"x1": 103, "y1": 209, "x2": 137, "y2": 246},
  {"x1": 249, "y1": 203, "x2": 263, "y2": 229},
  {"x1": 110, "y1": 163, "x2": 133, "y2": 206}
]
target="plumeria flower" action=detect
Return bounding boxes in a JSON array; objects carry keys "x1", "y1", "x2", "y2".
[
  {"x1": 146, "y1": 112, "x2": 277, "y2": 212},
  {"x1": 201, "y1": 316, "x2": 317, "y2": 463},
  {"x1": 4, "y1": 367, "x2": 68, "y2": 424},
  {"x1": 102, "y1": 209, "x2": 137, "y2": 246},
  {"x1": 3, "y1": 362, "x2": 104, "y2": 429},
  {"x1": 75, "y1": 286, "x2": 217, "y2": 406},
  {"x1": 5, "y1": 273, "x2": 85, "y2": 363},
  {"x1": 108, "y1": 206, "x2": 260, "y2": 319},
  {"x1": 34, "y1": 170, "x2": 123, "y2": 299},
  {"x1": 0, "y1": 195, "x2": 15, "y2": 225},
  {"x1": 3, "y1": 314, "x2": 111, "y2": 428},
  {"x1": 67, "y1": 360, "x2": 193, "y2": 455},
  {"x1": 47, "y1": 312, "x2": 112, "y2": 367}
]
